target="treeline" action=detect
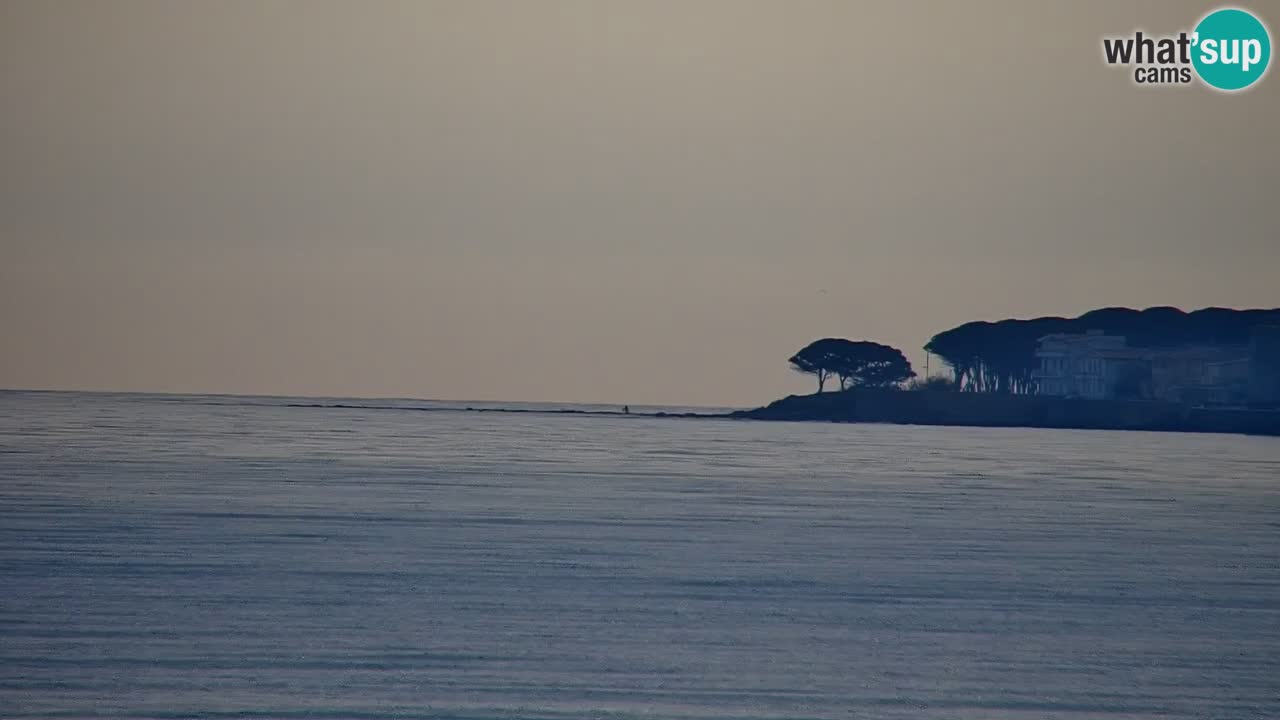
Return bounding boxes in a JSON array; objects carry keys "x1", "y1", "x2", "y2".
[
  {"x1": 789, "y1": 338, "x2": 915, "y2": 392},
  {"x1": 924, "y1": 306, "x2": 1280, "y2": 394}
]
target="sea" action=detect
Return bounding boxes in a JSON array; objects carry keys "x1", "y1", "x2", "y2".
[{"x1": 1, "y1": 390, "x2": 1278, "y2": 719}]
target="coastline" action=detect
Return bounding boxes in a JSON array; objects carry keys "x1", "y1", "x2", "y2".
[
  {"x1": 732, "y1": 389, "x2": 1280, "y2": 437},
  {"x1": 7, "y1": 387, "x2": 1278, "y2": 436}
]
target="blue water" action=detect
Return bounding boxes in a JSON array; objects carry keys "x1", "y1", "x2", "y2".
[{"x1": 1, "y1": 390, "x2": 1278, "y2": 719}]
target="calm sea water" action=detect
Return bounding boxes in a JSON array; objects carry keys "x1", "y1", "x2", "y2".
[{"x1": 2, "y1": 390, "x2": 1278, "y2": 719}]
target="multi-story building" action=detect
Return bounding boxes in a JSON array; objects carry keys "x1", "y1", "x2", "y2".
[
  {"x1": 1033, "y1": 331, "x2": 1132, "y2": 399},
  {"x1": 1034, "y1": 330, "x2": 1267, "y2": 405},
  {"x1": 1148, "y1": 345, "x2": 1250, "y2": 405}
]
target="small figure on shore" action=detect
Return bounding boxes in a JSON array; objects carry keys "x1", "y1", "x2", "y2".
[{"x1": 623, "y1": 405, "x2": 630, "y2": 415}]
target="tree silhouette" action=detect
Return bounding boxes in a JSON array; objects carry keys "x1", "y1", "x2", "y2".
[
  {"x1": 790, "y1": 339, "x2": 916, "y2": 392},
  {"x1": 924, "y1": 306, "x2": 1280, "y2": 393},
  {"x1": 833, "y1": 341, "x2": 916, "y2": 389},
  {"x1": 789, "y1": 338, "x2": 842, "y2": 392}
]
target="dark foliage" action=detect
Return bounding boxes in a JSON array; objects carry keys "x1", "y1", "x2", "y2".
[
  {"x1": 906, "y1": 375, "x2": 958, "y2": 392},
  {"x1": 924, "y1": 306, "x2": 1280, "y2": 393},
  {"x1": 790, "y1": 338, "x2": 916, "y2": 392}
]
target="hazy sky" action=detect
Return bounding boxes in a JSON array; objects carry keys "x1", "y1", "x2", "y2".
[{"x1": 3, "y1": 1, "x2": 1277, "y2": 406}]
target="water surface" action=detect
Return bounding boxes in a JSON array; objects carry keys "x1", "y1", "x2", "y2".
[{"x1": 2, "y1": 391, "x2": 1278, "y2": 719}]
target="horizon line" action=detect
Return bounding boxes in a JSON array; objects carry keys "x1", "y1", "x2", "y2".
[{"x1": 0, "y1": 386, "x2": 744, "y2": 411}]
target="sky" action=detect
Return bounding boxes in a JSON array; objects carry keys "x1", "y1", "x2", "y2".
[{"x1": 2, "y1": 1, "x2": 1278, "y2": 407}]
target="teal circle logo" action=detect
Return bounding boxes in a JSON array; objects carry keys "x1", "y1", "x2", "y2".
[{"x1": 1192, "y1": 8, "x2": 1271, "y2": 90}]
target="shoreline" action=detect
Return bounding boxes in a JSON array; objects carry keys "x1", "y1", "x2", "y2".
[
  {"x1": 283, "y1": 395, "x2": 1280, "y2": 437},
  {"x1": 7, "y1": 387, "x2": 1279, "y2": 436},
  {"x1": 731, "y1": 389, "x2": 1280, "y2": 437},
  {"x1": 283, "y1": 401, "x2": 731, "y2": 420}
]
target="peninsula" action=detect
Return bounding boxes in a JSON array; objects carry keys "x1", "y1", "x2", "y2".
[{"x1": 733, "y1": 306, "x2": 1280, "y2": 437}]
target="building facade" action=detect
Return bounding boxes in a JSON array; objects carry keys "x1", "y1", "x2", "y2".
[
  {"x1": 1033, "y1": 331, "x2": 1131, "y2": 399},
  {"x1": 1148, "y1": 345, "x2": 1250, "y2": 405},
  {"x1": 1033, "y1": 330, "x2": 1269, "y2": 405}
]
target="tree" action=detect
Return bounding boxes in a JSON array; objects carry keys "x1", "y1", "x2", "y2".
[
  {"x1": 924, "y1": 306, "x2": 1280, "y2": 394},
  {"x1": 832, "y1": 341, "x2": 916, "y2": 389},
  {"x1": 789, "y1": 338, "x2": 916, "y2": 393},
  {"x1": 789, "y1": 338, "x2": 842, "y2": 392}
]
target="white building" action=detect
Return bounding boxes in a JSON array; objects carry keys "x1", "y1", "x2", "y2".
[
  {"x1": 1033, "y1": 331, "x2": 1130, "y2": 399},
  {"x1": 1034, "y1": 330, "x2": 1265, "y2": 404}
]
